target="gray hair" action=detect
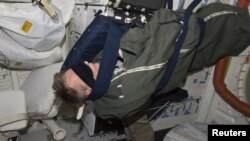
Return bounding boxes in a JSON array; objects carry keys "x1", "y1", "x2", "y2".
[{"x1": 52, "y1": 71, "x2": 86, "y2": 105}]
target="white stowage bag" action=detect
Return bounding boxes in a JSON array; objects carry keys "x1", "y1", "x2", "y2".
[
  {"x1": 0, "y1": 31, "x2": 63, "y2": 69},
  {"x1": 0, "y1": 2, "x2": 66, "y2": 69},
  {"x1": 0, "y1": 2, "x2": 65, "y2": 51}
]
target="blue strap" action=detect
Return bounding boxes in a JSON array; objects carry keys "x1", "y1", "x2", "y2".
[
  {"x1": 166, "y1": 0, "x2": 173, "y2": 9},
  {"x1": 88, "y1": 24, "x2": 129, "y2": 100},
  {"x1": 61, "y1": 16, "x2": 129, "y2": 101},
  {"x1": 155, "y1": 0, "x2": 202, "y2": 95},
  {"x1": 61, "y1": 16, "x2": 110, "y2": 71}
]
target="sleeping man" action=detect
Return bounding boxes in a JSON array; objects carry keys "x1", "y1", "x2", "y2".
[{"x1": 53, "y1": 3, "x2": 250, "y2": 141}]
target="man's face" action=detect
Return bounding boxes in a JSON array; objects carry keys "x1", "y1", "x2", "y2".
[
  {"x1": 64, "y1": 68, "x2": 92, "y2": 98},
  {"x1": 63, "y1": 61, "x2": 99, "y2": 98}
]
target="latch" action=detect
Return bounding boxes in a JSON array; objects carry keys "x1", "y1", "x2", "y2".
[{"x1": 32, "y1": 0, "x2": 59, "y2": 23}]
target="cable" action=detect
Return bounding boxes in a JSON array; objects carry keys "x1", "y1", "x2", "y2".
[
  {"x1": 137, "y1": 101, "x2": 171, "y2": 123},
  {"x1": 137, "y1": 97, "x2": 200, "y2": 123}
]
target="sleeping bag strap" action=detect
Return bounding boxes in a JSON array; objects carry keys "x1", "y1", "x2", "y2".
[
  {"x1": 88, "y1": 24, "x2": 128, "y2": 100},
  {"x1": 61, "y1": 16, "x2": 130, "y2": 101},
  {"x1": 166, "y1": 0, "x2": 173, "y2": 9},
  {"x1": 154, "y1": 0, "x2": 202, "y2": 95}
]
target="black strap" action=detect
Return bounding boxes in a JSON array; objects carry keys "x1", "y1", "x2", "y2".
[
  {"x1": 155, "y1": 0, "x2": 202, "y2": 95},
  {"x1": 71, "y1": 62, "x2": 96, "y2": 88}
]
